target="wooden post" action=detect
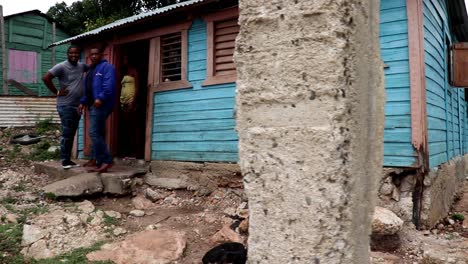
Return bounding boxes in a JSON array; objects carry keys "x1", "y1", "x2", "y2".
[
  {"x1": 0, "y1": 5, "x2": 7, "y2": 94},
  {"x1": 52, "y1": 22, "x2": 56, "y2": 66}
]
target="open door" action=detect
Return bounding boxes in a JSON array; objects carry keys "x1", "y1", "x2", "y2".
[{"x1": 82, "y1": 41, "x2": 149, "y2": 160}]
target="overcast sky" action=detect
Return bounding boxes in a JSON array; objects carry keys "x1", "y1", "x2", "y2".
[
  {"x1": 1, "y1": 0, "x2": 468, "y2": 17},
  {"x1": 1, "y1": 0, "x2": 80, "y2": 16}
]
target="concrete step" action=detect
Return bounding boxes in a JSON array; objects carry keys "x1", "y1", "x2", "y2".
[{"x1": 37, "y1": 160, "x2": 148, "y2": 196}]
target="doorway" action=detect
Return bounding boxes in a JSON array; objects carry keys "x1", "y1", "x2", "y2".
[{"x1": 115, "y1": 40, "x2": 149, "y2": 159}]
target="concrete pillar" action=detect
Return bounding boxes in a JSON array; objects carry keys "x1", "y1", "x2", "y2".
[{"x1": 235, "y1": 1, "x2": 384, "y2": 263}]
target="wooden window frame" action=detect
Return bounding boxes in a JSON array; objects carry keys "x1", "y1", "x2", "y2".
[
  {"x1": 202, "y1": 7, "x2": 239, "y2": 86},
  {"x1": 141, "y1": 22, "x2": 192, "y2": 92},
  {"x1": 452, "y1": 43, "x2": 468, "y2": 87}
]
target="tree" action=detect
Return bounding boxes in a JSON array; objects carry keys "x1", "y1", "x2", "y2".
[{"x1": 47, "y1": 0, "x2": 188, "y2": 35}]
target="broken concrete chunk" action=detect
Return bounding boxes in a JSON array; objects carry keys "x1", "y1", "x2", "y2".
[
  {"x1": 42, "y1": 173, "x2": 103, "y2": 197},
  {"x1": 372, "y1": 206, "x2": 404, "y2": 236}
]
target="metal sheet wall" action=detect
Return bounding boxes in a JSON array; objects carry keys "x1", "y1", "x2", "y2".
[{"x1": 0, "y1": 96, "x2": 59, "y2": 127}]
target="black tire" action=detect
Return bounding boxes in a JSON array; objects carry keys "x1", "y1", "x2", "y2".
[{"x1": 10, "y1": 134, "x2": 41, "y2": 145}]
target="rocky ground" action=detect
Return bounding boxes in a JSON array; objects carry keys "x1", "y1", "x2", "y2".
[
  {"x1": 371, "y1": 182, "x2": 468, "y2": 264},
  {"x1": 4, "y1": 123, "x2": 468, "y2": 264},
  {"x1": 0, "y1": 125, "x2": 248, "y2": 264}
]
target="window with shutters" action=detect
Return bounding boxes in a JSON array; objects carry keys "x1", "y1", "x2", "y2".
[
  {"x1": 452, "y1": 43, "x2": 468, "y2": 87},
  {"x1": 149, "y1": 23, "x2": 191, "y2": 92},
  {"x1": 203, "y1": 7, "x2": 239, "y2": 86}
]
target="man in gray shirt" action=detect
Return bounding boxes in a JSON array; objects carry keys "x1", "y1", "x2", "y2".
[{"x1": 42, "y1": 45, "x2": 87, "y2": 169}]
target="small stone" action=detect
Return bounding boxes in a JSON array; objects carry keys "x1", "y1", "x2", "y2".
[
  {"x1": 90, "y1": 216, "x2": 103, "y2": 226},
  {"x1": 96, "y1": 210, "x2": 105, "y2": 218},
  {"x1": 448, "y1": 219, "x2": 455, "y2": 225},
  {"x1": 431, "y1": 229, "x2": 438, "y2": 235},
  {"x1": 5, "y1": 213, "x2": 18, "y2": 223},
  {"x1": 423, "y1": 230, "x2": 430, "y2": 236},
  {"x1": 210, "y1": 224, "x2": 244, "y2": 244},
  {"x1": 104, "y1": 210, "x2": 122, "y2": 219},
  {"x1": 237, "y1": 209, "x2": 249, "y2": 219},
  {"x1": 113, "y1": 227, "x2": 127, "y2": 236},
  {"x1": 437, "y1": 223, "x2": 445, "y2": 230},
  {"x1": 223, "y1": 207, "x2": 236, "y2": 217},
  {"x1": 64, "y1": 214, "x2": 81, "y2": 227},
  {"x1": 47, "y1": 146, "x2": 60, "y2": 153},
  {"x1": 79, "y1": 213, "x2": 89, "y2": 224},
  {"x1": 164, "y1": 197, "x2": 173, "y2": 204},
  {"x1": 171, "y1": 197, "x2": 180, "y2": 205},
  {"x1": 77, "y1": 200, "x2": 95, "y2": 214},
  {"x1": 132, "y1": 196, "x2": 153, "y2": 210},
  {"x1": 239, "y1": 218, "x2": 249, "y2": 234},
  {"x1": 372, "y1": 207, "x2": 404, "y2": 236},
  {"x1": 379, "y1": 182, "x2": 394, "y2": 195},
  {"x1": 144, "y1": 188, "x2": 166, "y2": 202},
  {"x1": 146, "y1": 225, "x2": 156, "y2": 230},
  {"x1": 129, "y1": 210, "x2": 145, "y2": 217}
]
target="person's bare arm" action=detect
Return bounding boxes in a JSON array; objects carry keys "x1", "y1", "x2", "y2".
[{"x1": 42, "y1": 72, "x2": 68, "y2": 96}]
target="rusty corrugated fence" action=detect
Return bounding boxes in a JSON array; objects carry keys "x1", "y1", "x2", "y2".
[{"x1": 0, "y1": 96, "x2": 59, "y2": 127}]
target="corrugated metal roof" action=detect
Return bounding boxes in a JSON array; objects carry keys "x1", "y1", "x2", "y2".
[
  {"x1": 0, "y1": 96, "x2": 60, "y2": 127},
  {"x1": 52, "y1": 0, "x2": 209, "y2": 46}
]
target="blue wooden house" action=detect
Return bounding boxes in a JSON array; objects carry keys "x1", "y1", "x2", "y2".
[
  {"x1": 380, "y1": 0, "x2": 468, "y2": 227},
  {"x1": 53, "y1": 0, "x2": 239, "y2": 161}
]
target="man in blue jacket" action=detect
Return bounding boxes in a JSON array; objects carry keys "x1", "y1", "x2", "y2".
[{"x1": 79, "y1": 45, "x2": 116, "y2": 173}]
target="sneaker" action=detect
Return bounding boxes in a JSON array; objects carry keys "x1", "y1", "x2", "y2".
[{"x1": 62, "y1": 160, "x2": 79, "y2": 169}]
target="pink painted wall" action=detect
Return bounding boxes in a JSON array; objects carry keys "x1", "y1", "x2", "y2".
[{"x1": 7, "y1": 50, "x2": 37, "y2": 83}]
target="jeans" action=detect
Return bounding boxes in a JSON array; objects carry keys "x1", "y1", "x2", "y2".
[
  {"x1": 89, "y1": 106, "x2": 113, "y2": 164},
  {"x1": 57, "y1": 105, "x2": 81, "y2": 161}
]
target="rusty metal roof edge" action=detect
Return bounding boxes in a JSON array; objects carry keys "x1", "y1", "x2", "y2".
[{"x1": 51, "y1": 0, "x2": 211, "y2": 47}]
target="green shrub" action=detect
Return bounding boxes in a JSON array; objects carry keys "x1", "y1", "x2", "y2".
[
  {"x1": 28, "y1": 141, "x2": 59, "y2": 161},
  {"x1": 35, "y1": 118, "x2": 54, "y2": 135},
  {"x1": 452, "y1": 213, "x2": 465, "y2": 221}
]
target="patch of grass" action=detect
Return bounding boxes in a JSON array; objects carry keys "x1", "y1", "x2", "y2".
[
  {"x1": 452, "y1": 213, "x2": 465, "y2": 221},
  {"x1": 3, "y1": 129, "x2": 12, "y2": 139},
  {"x1": 1, "y1": 197, "x2": 18, "y2": 206},
  {"x1": 31, "y1": 241, "x2": 112, "y2": 264},
  {"x1": 5, "y1": 144, "x2": 22, "y2": 159},
  {"x1": 35, "y1": 118, "x2": 54, "y2": 135},
  {"x1": 28, "y1": 141, "x2": 60, "y2": 161},
  {"x1": 103, "y1": 215, "x2": 118, "y2": 227},
  {"x1": 0, "y1": 223, "x2": 25, "y2": 264},
  {"x1": 43, "y1": 192, "x2": 57, "y2": 201},
  {"x1": 15, "y1": 206, "x2": 49, "y2": 224},
  {"x1": 13, "y1": 181, "x2": 27, "y2": 192}
]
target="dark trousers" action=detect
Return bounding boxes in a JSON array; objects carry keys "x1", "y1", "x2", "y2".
[
  {"x1": 57, "y1": 105, "x2": 80, "y2": 161},
  {"x1": 89, "y1": 106, "x2": 113, "y2": 164}
]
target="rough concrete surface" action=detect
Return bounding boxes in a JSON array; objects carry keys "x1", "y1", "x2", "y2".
[
  {"x1": 147, "y1": 161, "x2": 242, "y2": 190},
  {"x1": 34, "y1": 161, "x2": 84, "y2": 181},
  {"x1": 235, "y1": 0, "x2": 384, "y2": 263},
  {"x1": 42, "y1": 173, "x2": 103, "y2": 197},
  {"x1": 421, "y1": 155, "x2": 468, "y2": 228}
]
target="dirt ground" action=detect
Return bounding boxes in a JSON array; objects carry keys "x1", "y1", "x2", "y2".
[{"x1": 0, "y1": 125, "x2": 247, "y2": 264}]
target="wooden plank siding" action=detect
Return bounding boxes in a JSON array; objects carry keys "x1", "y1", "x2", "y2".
[
  {"x1": 0, "y1": 13, "x2": 69, "y2": 97},
  {"x1": 152, "y1": 18, "x2": 238, "y2": 162},
  {"x1": 423, "y1": 0, "x2": 468, "y2": 168},
  {"x1": 381, "y1": 0, "x2": 417, "y2": 167}
]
